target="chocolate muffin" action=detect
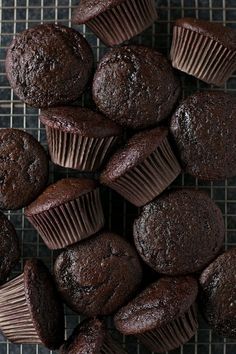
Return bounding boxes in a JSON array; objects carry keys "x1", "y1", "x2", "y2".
[
  {"x1": 25, "y1": 178, "x2": 104, "y2": 250},
  {"x1": 134, "y1": 189, "x2": 225, "y2": 275},
  {"x1": 114, "y1": 276, "x2": 198, "y2": 352},
  {"x1": 199, "y1": 248, "x2": 236, "y2": 338},
  {"x1": 40, "y1": 106, "x2": 122, "y2": 171},
  {"x1": 60, "y1": 318, "x2": 127, "y2": 354},
  {"x1": 93, "y1": 46, "x2": 181, "y2": 130},
  {"x1": 100, "y1": 127, "x2": 181, "y2": 207},
  {"x1": 73, "y1": 0, "x2": 157, "y2": 46},
  {"x1": 170, "y1": 91, "x2": 236, "y2": 181},
  {"x1": 6, "y1": 24, "x2": 93, "y2": 108},
  {"x1": 0, "y1": 259, "x2": 64, "y2": 349},
  {"x1": 0, "y1": 212, "x2": 20, "y2": 284},
  {"x1": 0, "y1": 129, "x2": 48, "y2": 210},
  {"x1": 54, "y1": 232, "x2": 143, "y2": 316},
  {"x1": 171, "y1": 18, "x2": 236, "y2": 86}
]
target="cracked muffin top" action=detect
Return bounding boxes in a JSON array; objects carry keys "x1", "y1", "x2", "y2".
[
  {"x1": 0, "y1": 129, "x2": 48, "y2": 210},
  {"x1": 134, "y1": 189, "x2": 225, "y2": 275},
  {"x1": 6, "y1": 24, "x2": 93, "y2": 108},
  {"x1": 93, "y1": 45, "x2": 181, "y2": 130},
  {"x1": 54, "y1": 232, "x2": 143, "y2": 317}
]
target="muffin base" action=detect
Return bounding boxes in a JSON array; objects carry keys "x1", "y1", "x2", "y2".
[
  {"x1": 86, "y1": 0, "x2": 157, "y2": 46},
  {"x1": 137, "y1": 304, "x2": 198, "y2": 353},
  {"x1": 0, "y1": 274, "x2": 41, "y2": 344},
  {"x1": 46, "y1": 126, "x2": 118, "y2": 172},
  {"x1": 27, "y1": 188, "x2": 104, "y2": 249},
  {"x1": 171, "y1": 26, "x2": 236, "y2": 86},
  {"x1": 101, "y1": 334, "x2": 127, "y2": 354},
  {"x1": 105, "y1": 137, "x2": 181, "y2": 207}
]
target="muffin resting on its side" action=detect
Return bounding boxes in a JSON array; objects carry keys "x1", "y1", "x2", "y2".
[
  {"x1": 0, "y1": 259, "x2": 64, "y2": 349},
  {"x1": 54, "y1": 232, "x2": 143, "y2": 317},
  {"x1": 170, "y1": 91, "x2": 236, "y2": 181},
  {"x1": 0, "y1": 129, "x2": 48, "y2": 210},
  {"x1": 25, "y1": 178, "x2": 104, "y2": 250},
  {"x1": 100, "y1": 127, "x2": 181, "y2": 207},
  {"x1": 6, "y1": 24, "x2": 93, "y2": 108},
  {"x1": 93, "y1": 46, "x2": 181, "y2": 130},
  {"x1": 134, "y1": 189, "x2": 225, "y2": 275},
  {"x1": 60, "y1": 318, "x2": 127, "y2": 354},
  {"x1": 114, "y1": 276, "x2": 198, "y2": 353},
  {"x1": 199, "y1": 248, "x2": 236, "y2": 338},
  {"x1": 73, "y1": 0, "x2": 157, "y2": 46},
  {"x1": 171, "y1": 18, "x2": 236, "y2": 86},
  {"x1": 40, "y1": 106, "x2": 122, "y2": 172},
  {"x1": 0, "y1": 212, "x2": 20, "y2": 284}
]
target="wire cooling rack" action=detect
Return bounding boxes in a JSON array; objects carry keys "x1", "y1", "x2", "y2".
[{"x1": 0, "y1": 0, "x2": 236, "y2": 353}]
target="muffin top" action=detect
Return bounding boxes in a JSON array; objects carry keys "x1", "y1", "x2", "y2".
[
  {"x1": 93, "y1": 46, "x2": 181, "y2": 130},
  {"x1": 100, "y1": 127, "x2": 168, "y2": 184},
  {"x1": 170, "y1": 91, "x2": 236, "y2": 181},
  {"x1": 73, "y1": 0, "x2": 126, "y2": 23},
  {"x1": 54, "y1": 232, "x2": 143, "y2": 317},
  {"x1": 60, "y1": 318, "x2": 106, "y2": 354},
  {"x1": 175, "y1": 18, "x2": 236, "y2": 51},
  {"x1": 0, "y1": 129, "x2": 48, "y2": 210},
  {"x1": 40, "y1": 106, "x2": 122, "y2": 137},
  {"x1": 114, "y1": 276, "x2": 198, "y2": 335},
  {"x1": 199, "y1": 248, "x2": 236, "y2": 338},
  {"x1": 25, "y1": 178, "x2": 97, "y2": 216},
  {"x1": 134, "y1": 189, "x2": 225, "y2": 275},
  {"x1": 6, "y1": 24, "x2": 93, "y2": 108},
  {"x1": 24, "y1": 259, "x2": 64, "y2": 349},
  {"x1": 0, "y1": 212, "x2": 20, "y2": 284}
]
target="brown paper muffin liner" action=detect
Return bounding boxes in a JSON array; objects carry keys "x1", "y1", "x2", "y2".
[
  {"x1": 46, "y1": 126, "x2": 118, "y2": 172},
  {"x1": 27, "y1": 188, "x2": 104, "y2": 250},
  {"x1": 0, "y1": 274, "x2": 41, "y2": 344},
  {"x1": 107, "y1": 137, "x2": 181, "y2": 207},
  {"x1": 171, "y1": 26, "x2": 236, "y2": 86},
  {"x1": 86, "y1": 0, "x2": 158, "y2": 46},
  {"x1": 137, "y1": 304, "x2": 198, "y2": 353},
  {"x1": 101, "y1": 334, "x2": 127, "y2": 354}
]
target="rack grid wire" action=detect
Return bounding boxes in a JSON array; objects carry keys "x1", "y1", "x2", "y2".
[{"x1": 0, "y1": 0, "x2": 236, "y2": 353}]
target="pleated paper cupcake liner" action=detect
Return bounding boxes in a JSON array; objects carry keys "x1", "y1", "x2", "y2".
[
  {"x1": 137, "y1": 304, "x2": 198, "y2": 353},
  {"x1": 46, "y1": 126, "x2": 118, "y2": 172},
  {"x1": 101, "y1": 334, "x2": 127, "y2": 354},
  {"x1": 107, "y1": 137, "x2": 181, "y2": 207},
  {"x1": 171, "y1": 26, "x2": 236, "y2": 86},
  {"x1": 0, "y1": 274, "x2": 41, "y2": 344},
  {"x1": 86, "y1": 0, "x2": 157, "y2": 46},
  {"x1": 27, "y1": 188, "x2": 105, "y2": 250}
]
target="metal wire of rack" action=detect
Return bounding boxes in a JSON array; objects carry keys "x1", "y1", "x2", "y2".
[{"x1": 0, "y1": 0, "x2": 236, "y2": 353}]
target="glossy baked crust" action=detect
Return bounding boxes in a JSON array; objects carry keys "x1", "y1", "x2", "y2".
[
  {"x1": 134, "y1": 189, "x2": 225, "y2": 275},
  {"x1": 6, "y1": 24, "x2": 93, "y2": 108},
  {"x1": 93, "y1": 46, "x2": 181, "y2": 130},
  {"x1": 0, "y1": 129, "x2": 48, "y2": 210},
  {"x1": 199, "y1": 248, "x2": 236, "y2": 338},
  {"x1": 54, "y1": 232, "x2": 143, "y2": 316},
  {"x1": 25, "y1": 178, "x2": 97, "y2": 215},
  {"x1": 175, "y1": 18, "x2": 236, "y2": 50},
  {"x1": 170, "y1": 91, "x2": 236, "y2": 180},
  {"x1": 114, "y1": 276, "x2": 198, "y2": 335},
  {"x1": 40, "y1": 106, "x2": 122, "y2": 137},
  {"x1": 24, "y1": 259, "x2": 65, "y2": 349}
]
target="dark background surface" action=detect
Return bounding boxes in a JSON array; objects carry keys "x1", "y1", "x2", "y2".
[{"x1": 0, "y1": 0, "x2": 236, "y2": 353}]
